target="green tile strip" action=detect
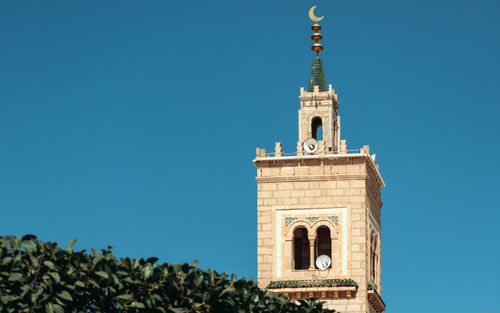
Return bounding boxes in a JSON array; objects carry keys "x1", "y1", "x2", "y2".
[{"x1": 267, "y1": 279, "x2": 358, "y2": 289}]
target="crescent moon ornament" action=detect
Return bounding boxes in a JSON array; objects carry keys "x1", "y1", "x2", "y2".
[{"x1": 309, "y1": 6, "x2": 324, "y2": 22}]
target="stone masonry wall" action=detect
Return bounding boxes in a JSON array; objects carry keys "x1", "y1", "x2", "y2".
[{"x1": 256, "y1": 155, "x2": 383, "y2": 313}]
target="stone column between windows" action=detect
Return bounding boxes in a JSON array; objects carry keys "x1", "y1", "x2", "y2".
[
  {"x1": 308, "y1": 237, "x2": 315, "y2": 270},
  {"x1": 331, "y1": 237, "x2": 337, "y2": 269}
]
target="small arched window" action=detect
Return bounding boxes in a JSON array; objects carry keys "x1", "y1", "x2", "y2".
[
  {"x1": 311, "y1": 117, "x2": 323, "y2": 141},
  {"x1": 293, "y1": 227, "x2": 310, "y2": 270},
  {"x1": 315, "y1": 226, "x2": 331, "y2": 268}
]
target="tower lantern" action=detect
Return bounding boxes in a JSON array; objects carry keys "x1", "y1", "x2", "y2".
[{"x1": 253, "y1": 6, "x2": 387, "y2": 313}]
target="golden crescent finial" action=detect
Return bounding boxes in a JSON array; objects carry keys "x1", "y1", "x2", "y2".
[{"x1": 309, "y1": 6, "x2": 324, "y2": 22}]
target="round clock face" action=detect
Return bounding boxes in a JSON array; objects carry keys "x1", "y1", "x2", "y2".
[{"x1": 303, "y1": 138, "x2": 318, "y2": 153}]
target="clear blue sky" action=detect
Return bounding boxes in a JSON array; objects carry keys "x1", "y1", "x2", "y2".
[{"x1": 1, "y1": 1, "x2": 499, "y2": 312}]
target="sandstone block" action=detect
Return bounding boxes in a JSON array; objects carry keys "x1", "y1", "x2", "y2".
[
  {"x1": 351, "y1": 180, "x2": 366, "y2": 188},
  {"x1": 291, "y1": 190, "x2": 306, "y2": 197},
  {"x1": 277, "y1": 182, "x2": 294, "y2": 190},
  {"x1": 261, "y1": 183, "x2": 277, "y2": 191},
  {"x1": 283, "y1": 198, "x2": 298, "y2": 205},
  {"x1": 320, "y1": 181, "x2": 337, "y2": 189},
  {"x1": 294, "y1": 182, "x2": 309, "y2": 190},
  {"x1": 281, "y1": 167, "x2": 295, "y2": 176},
  {"x1": 258, "y1": 191, "x2": 273, "y2": 198},
  {"x1": 274, "y1": 190, "x2": 291, "y2": 198},
  {"x1": 263, "y1": 198, "x2": 276, "y2": 206},
  {"x1": 306, "y1": 189, "x2": 321, "y2": 197},
  {"x1": 310, "y1": 167, "x2": 323, "y2": 175}
]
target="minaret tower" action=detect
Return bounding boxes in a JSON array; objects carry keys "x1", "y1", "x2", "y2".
[{"x1": 254, "y1": 7, "x2": 386, "y2": 313}]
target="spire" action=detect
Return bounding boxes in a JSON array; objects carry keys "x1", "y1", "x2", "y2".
[
  {"x1": 308, "y1": 57, "x2": 327, "y2": 92},
  {"x1": 307, "y1": 6, "x2": 327, "y2": 92}
]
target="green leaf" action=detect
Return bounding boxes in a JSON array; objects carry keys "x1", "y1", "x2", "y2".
[
  {"x1": 95, "y1": 271, "x2": 109, "y2": 279},
  {"x1": 20, "y1": 240, "x2": 35, "y2": 249},
  {"x1": 45, "y1": 303, "x2": 54, "y2": 313},
  {"x1": 146, "y1": 257, "x2": 158, "y2": 264},
  {"x1": 130, "y1": 302, "x2": 145, "y2": 308},
  {"x1": 49, "y1": 272, "x2": 61, "y2": 283},
  {"x1": 65, "y1": 239, "x2": 77, "y2": 252},
  {"x1": 57, "y1": 291, "x2": 73, "y2": 301},
  {"x1": 151, "y1": 294, "x2": 161, "y2": 301},
  {"x1": 92, "y1": 254, "x2": 104, "y2": 266},
  {"x1": 75, "y1": 281, "x2": 85, "y2": 287},
  {"x1": 43, "y1": 260, "x2": 56, "y2": 269},
  {"x1": 8, "y1": 272, "x2": 22, "y2": 281},
  {"x1": 144, "y1": 264, "x2": 153, "y2": 279},
  {"x1": 29, "y1": 254, "x2": 39, "y2": 267},
  {"x1": 53, "y1": 304, "x2": 64, "y2": 313},
  {"x1": 31, "y1": 288, "x2": 43, "y2": 303},
  {"x1": 2, "y1": 257, "x2": 12, "y2": 265},
  {"x1": 111, "y1": 273, "x2": 119, "y2": 285},
  {"x1": 117, "y1": 294, "x2": 132, "y2": 300},
  {"x1": 21, "y1": 234, "x2": 37, "y2": 241},
  {"x1": 1, "y1": 295, "x2": 10, "y2": 305},
  {"x1": 20, "y1": 285, "x2": 30, "y2": 297}
]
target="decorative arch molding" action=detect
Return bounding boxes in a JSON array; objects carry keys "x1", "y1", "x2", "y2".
[
  {"x1": 284, "y1": 217, "x2": 339, "y2": 239},
  {"x1": 311, "y1": 220, "x2": 339, "y2": 239},
  {"x1": 285, "y1": 221, "x2": 312, "y2": 239}
]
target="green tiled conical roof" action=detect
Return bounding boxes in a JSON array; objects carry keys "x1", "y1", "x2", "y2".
[{"x1": 307, "y1": 57, "x2": 327, "y2": 92}]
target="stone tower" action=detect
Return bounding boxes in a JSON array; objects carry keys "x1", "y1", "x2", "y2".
[{"x1": 253, "y1": 9, "x2": 386, "y2": 313}]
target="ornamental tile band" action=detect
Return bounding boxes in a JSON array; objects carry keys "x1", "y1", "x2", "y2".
[
  {"x1": 305, "y1": 216, "x2": 320, "y2": 223},
  {"x1": 267, "y1": 279, "x2": 358, "y2": 289},
  {"x1": 328, "y1": 216, "x2": 338, "y2": 225},
  {"x1": 284, "y1": 217, "x2": 298, "y2": 227}
]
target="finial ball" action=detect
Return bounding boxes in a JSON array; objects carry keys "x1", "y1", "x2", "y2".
[
  {"x1": 311, "y1": 43, "x2": 324, "y2": 53},
  {"x1": 311, "y1": 24, "x2": 322, "y2": 32},
  {"x1": 311, "y1": 33, "x2": 323, "y2": 43}
]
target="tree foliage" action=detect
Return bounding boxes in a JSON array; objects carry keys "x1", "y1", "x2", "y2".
[{"x1": 0, "y1": 235, "x2": 335, "y2": 313}]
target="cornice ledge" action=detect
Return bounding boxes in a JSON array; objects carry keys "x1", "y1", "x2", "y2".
[
  {"x1": 253, "y1": 153, "x2": 385, "y2": 188},
  {"x1": 253, "y1": 153, "x2": 366, "y2": 163},
  {"x1": 368, "y1": 290, "x2": 386, "y2": 313},
  {"x1": 270, "y1": 286, "x2": 358, "y2": 300},
  {"x1": 256, "y1": 174, "x2": 366, "y2": 183}
]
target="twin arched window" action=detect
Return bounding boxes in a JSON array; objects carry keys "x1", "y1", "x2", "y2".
[{"x1": 293, "y1": 225, "x2": 331, "y2": 270}]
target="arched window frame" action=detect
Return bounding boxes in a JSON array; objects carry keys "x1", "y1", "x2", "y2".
[
  {"x1": 311, "y1": 116, "x2": 323, "y2": 140},
  {"x1": 314, "y1": 226, "x2": 332, "y2": 268},
  {"x1": 290, "y1": 225, "x2": 311, "y2": 270}
]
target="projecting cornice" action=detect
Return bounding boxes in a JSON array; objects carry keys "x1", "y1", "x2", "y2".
[{"x1": 253, "y1": 153, "x2": 385, "y2": 188}]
